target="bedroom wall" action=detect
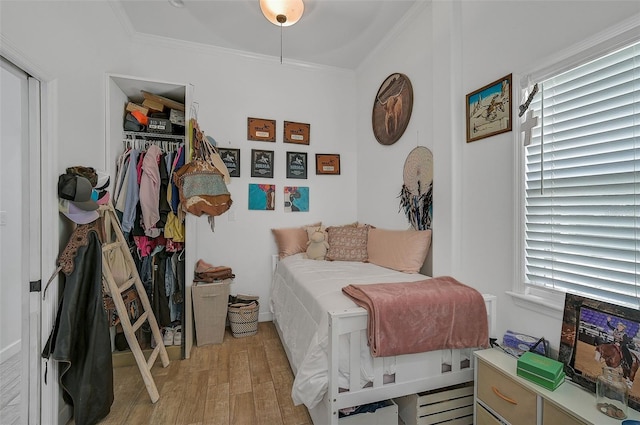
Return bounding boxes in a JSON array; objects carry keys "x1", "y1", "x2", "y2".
[
  {"x1": 128, "y1": 39, "x2": 359, "y2": 316},
  {"x1": 355, "y1": 0, "x2": 640, "y2": 351}
]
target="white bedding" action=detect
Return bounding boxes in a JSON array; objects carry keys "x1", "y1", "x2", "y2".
[{"x1": 269, "y1": 253, "x2": 429, "y2": 409}]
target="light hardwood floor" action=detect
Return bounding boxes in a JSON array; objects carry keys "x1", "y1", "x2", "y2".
[
  {"x1": 91, "y1": 322, "x2": 312, "y2": 425},
  {"x1": 0, "y1": 352, "x2": 21, "y2": 425}
]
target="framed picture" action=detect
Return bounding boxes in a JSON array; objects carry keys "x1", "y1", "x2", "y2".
[
  {"x1": 466, "y1": 74, "x2": 512, "y2": 143},
  {"x1": 559, "y1": 293, "x2": 640, "y2": 413},
  {"x1": 315, "y1": 154, "x2": 340, "y2": 175},
  {"x1": 372, "y1": 73, "x2": 414, "y2": 146},
  {"x1": 247, "y1": 117, "x2": 276, "y2": 142},
  {"x1": 248, "y1": 183, "x2": 275, "y2": 211},
  {"x1": 250, "y1": 149, "x2": 274, "y2": 178},
  {"x1": 218, "y1": 148, "x2": 240, "y2": 177},
  {"x1": 284, "y1": 186, "x2": 309, "y2": 212},
  {"x1": 286, "y1": 152, "x2": 307, "y2": 179},
  {"x1": 284, "y1": 121, "x2": 310, "y2": 145}
]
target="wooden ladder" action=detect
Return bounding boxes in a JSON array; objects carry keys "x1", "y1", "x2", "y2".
[{"x1": 99, "y1": 204, "x2": 170, "y2": 403}]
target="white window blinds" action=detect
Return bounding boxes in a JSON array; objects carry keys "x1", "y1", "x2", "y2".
[{"x1": 524, "y1": 41, "x2": 640, "y2": 308}]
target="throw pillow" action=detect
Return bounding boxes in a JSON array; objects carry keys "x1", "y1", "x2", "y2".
[
  {"x1": 367, "y1": 228, "x2": 432, "y2": 273},
  {"x1": 272, "y1": 222, "x2": 321, "y2": 259},
  {"x1": 325, "y1": 225, "x2": 369, "y2": 262}
]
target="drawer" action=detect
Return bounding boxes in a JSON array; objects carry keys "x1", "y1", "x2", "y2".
[
  {"x1": 477, "y1": 360, "x2": 537, "y2": 425},
  {"x1": 475, "y1": 403, "x2": 502, "y2": 425},
  {"x1": 395, "y1": 381, "x2": 474, "y2": 425},
  {"x1": 543, "y1": 399, "x2": 585, "y2": 425}
]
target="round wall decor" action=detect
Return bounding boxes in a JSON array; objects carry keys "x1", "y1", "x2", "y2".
[{"x1": 372, "y1": 73, "x2": 413, "y2": 145}]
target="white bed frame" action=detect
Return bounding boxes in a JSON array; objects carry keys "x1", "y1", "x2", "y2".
[{"x1": 271, "y1": 255, "x2": 497, "y2": 425}]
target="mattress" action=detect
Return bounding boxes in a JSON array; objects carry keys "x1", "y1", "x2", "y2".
[{"x1": 269, "y1": 253, "x2": 429, "y2": 409}]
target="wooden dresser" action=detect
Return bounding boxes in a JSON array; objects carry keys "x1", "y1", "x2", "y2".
[{"x1": 474, "y1": 348, "x2": 640, "y2": 425}]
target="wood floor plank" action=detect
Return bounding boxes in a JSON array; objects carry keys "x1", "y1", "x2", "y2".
[
  {"x1": 274, "y1": 387, "x2": 313, "y2": 425},
  {"x1": 248, "y1": 344, "x2": 272, "y2": 386},
  {"x1": 230, "y1": 392, "x2": 256, "y2": 425},
  {"x1": 229, "y1": 350, "x2": 252, "y2": 395},
  {"x1": 203, "y1": 382, "x2": 229, "y2": 425},
  {"x1": 175, "y1": 372, "x2": 208, "y2": 425},
  {"x1": 253, "y1": 381, "x2": 284, "y2": 425}
]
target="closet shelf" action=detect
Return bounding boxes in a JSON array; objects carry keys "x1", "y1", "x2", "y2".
[{"x1": 123, "y1": 131, "x2": 185, "y2": 141}]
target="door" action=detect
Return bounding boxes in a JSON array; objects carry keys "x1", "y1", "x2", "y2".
[{"x1": 1, "y1": 56, "x2": 42, "y2": 424}]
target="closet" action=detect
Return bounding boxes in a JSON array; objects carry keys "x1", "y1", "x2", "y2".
[{"x1": 106, "y1": 74, "x2": 197, "y2": 360}]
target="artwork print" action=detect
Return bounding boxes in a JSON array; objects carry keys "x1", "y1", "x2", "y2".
[
  {"x1": 559, "y1": 293, "x2": 640, "y2": 412},
  {"x1": 248, "y1": 184, "x2": 275, "y2": 211},
  {"x1": 286, "y1": 152, "x2": 307, "y2": 179},
  {"x1": 218, "y1": 148, "x2": 240, "y2": 177},
  {"x1": 466, "y1": 74, "x2": 512, "y2": 143},
  {"x1": 372, "y1": 73, "x2": 413, "y2": 146},
  {"x1": 284, "y1": 186, "x2": 308, "y2": 212},
  {"x1": 251, "y1": 149, "x2": 274, "y2": 178}
]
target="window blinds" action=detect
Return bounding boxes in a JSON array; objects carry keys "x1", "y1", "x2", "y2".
[{"x1": 524, "y1": 41, "x2": 639, "y2": 308}]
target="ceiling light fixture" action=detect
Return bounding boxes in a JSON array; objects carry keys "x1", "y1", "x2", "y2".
[
  {"x1": 168, "y1": 0, "x2": 185, "y2": 8},
  {"x1": 259, "y1": 0, "x2": 304, "y2": 27},
  {"x1": 259, "y1": 0, "x2": 304, "y2": 64}
]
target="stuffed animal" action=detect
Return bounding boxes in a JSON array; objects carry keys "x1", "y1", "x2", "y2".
[{"x1": 306, "y1": 226, "x2": 329, "y2": 260}]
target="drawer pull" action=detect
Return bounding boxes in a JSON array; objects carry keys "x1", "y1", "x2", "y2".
[{"x1": 492, "y1": 386, "x2": 518, "y2": 405}]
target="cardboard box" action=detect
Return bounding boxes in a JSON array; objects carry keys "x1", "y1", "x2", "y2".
[
  {"x1": 126, "y1": 102, "x2": 149, "y2": 116},
  {"x1": 142, "y1": 98, "x2": 165, "y2": 112},
  {"x1": 517, "y1": 351, "x2": 565, "y2": 391},
  {"x1": 192, "y1": 280, "x2": 231, "y2": 346}
]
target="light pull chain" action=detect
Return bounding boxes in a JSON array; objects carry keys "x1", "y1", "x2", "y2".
[{"x1": 280, "y1": 22, "x2": 283, "y2": 64}]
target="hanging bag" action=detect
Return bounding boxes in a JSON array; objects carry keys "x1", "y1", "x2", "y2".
[{"x1": 173, "y1": 119, "x2": 232, "y2": 217}]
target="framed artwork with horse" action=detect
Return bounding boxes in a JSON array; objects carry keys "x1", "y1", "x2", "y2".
[{"x1": 560, "y1": 293, "x2": 640, "y2": 412}]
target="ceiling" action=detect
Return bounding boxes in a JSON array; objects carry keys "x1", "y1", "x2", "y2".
[{"x1": 114, "y1": 0, "x2": 419, "y2": 70}]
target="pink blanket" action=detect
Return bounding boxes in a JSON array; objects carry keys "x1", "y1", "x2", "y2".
[{"x1": 342, "y1": 276, "x2": 489, "y2": 357}]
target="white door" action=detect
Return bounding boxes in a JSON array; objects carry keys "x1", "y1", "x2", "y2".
[{"x1": 1, "y1": 56, "x2": 42, "y2": 424}]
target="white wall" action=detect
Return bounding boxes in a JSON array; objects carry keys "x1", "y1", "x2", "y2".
[
  {"x1": 128, "y1": 39, "x2": 359, "y2": 316},
  {"x1": 355, "y1": 0, "x2": 640, "y2": 350}
]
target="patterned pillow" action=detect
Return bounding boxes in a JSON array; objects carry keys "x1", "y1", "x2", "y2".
[{"x1": 325, "y1": 225, "x2": 369, "y2": 262}]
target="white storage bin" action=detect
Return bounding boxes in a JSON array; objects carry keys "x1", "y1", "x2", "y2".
[
  {"x1": 394, "y1": 381, "x2": 474, "y2": 425},
  {"x1": 339, "y1": 399, "x2": 398, "y2": 425}
]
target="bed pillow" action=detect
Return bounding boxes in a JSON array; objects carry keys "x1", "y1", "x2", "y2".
[
  {"x1": 367, "y1": 228, "x2": 432, "y2": 273},
  {"x1": 325, "y1": 225, "x2": 369, "y2": 262},
  {"x1": 272, "y1": 222, "x2": 321, "y2": 259}
]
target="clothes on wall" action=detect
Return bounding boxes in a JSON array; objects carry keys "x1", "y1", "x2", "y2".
[{"x1": 113, "y1": 140, "x2": 186, "y2": 340}]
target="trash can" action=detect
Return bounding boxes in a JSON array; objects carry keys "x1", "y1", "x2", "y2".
[{"x1": 192, "y1": 279, "x2": 231, "y2": 346}]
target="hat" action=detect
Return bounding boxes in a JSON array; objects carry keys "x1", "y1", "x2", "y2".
[
  {"x1": 95, "y1": 170, "x2": 110, "y2": 191},
  {"x1": 65, "y1": 166, "x2": 98, "y2": 187},
  {"x1": 58, "y1": 173, "x2": 99, "y2": 211},
  {"x1": 96, "y1": 191, "x2": 110, "y2": 206},
  {"x1": 59, "y1": 199, "x2": 99, "y2": 224}
]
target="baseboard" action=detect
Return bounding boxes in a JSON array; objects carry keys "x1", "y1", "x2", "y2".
[{"x1": 0, "y1": 339, "x2": 20, "y2": 363}]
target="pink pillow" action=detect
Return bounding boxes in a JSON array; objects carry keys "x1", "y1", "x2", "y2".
[
  {"x1": 325, "y1": 225, "x2": 369, "y2": 262},
  {"x1": 367, "y1": 228, "x2": 432, "y2": 273},
  {"x1": 272, "y1": 223, "x2": 321, "y2": 259}
]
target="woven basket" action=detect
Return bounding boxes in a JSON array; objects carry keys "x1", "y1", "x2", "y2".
[{"x1": 228, "y1": 301, "x2": 259, "y2": 338}]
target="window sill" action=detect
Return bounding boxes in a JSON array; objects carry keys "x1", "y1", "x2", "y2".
[{"x1": 506, "y1": 290, "x2": 564, "y2": 320}]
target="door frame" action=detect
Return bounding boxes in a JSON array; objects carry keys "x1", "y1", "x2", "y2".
[{"x1": 1, "y1": 44, "x2": 60, "y2": 424}]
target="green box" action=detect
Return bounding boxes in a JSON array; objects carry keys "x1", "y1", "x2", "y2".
[{"x1": 516, "y1": 351, "x2": 565, "y2": 391}]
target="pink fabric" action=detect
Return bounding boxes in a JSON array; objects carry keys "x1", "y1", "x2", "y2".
[
  {"x1": 342, "y1": 276, "x2": 489, "y2": 357},
  {"x1": 139, "y1": 145, "x2": 162, "y2": 231}
]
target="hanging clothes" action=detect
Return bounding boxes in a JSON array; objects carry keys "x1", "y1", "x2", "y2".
[{"x1": 42, "y1": 220, "x2": 114, "y2": 425}]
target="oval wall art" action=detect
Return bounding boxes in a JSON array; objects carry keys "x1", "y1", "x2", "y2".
[{"x1": 372, "y1": 73, "x2": 413, "y2": 145}]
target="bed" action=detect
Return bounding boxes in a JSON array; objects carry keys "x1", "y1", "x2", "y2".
[{"x1": 270, "y1": 253, "x2": 497, "y2": 425}]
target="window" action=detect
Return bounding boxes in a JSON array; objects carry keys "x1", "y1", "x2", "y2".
[{"x1": 522, "y1": 40, "x2": 639, "y2": 309}]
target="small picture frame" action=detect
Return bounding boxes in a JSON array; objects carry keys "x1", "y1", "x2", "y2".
[
  {"x1": 218, "y1": 148, "x2": 240, "y2": 177},
  {"x1": 286, "y1": 152, "x2": 307, "y2": 179},
  {"x1": 315, "y1": 154, "x2": 340, "y2": 175},
  {"x1": 247, "y1": 117, "x2": 276, "y2": 142},
  {"x1": 284, "y1": 121, "x2": 310, "y2": 145},
  {"x1": 466, "y1": 73, "x2": 512, "y2": 143},
  {"x1": 250, "y1": 149, "x2": 274, "y2": 178}
]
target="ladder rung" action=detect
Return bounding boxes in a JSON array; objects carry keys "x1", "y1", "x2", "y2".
[
  {"x1": 147, "y1": 345, "x2": 161, "y2": 369},
  {"x1": 102, "y1": 241, "x2": 124, "y2": 252},
  {"x1": 131, "y1": 311, "x2": 149, "y2": 333},
  {"x1": 118, "y1": 277, "x2": 137, "y2": 294}
]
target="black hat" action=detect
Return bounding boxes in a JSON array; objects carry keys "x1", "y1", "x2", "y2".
[{"x1": 58, "y1": 173, "x2": 99, "y2": 211}]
